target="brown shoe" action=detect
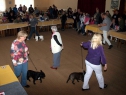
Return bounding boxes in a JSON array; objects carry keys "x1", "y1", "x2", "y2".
[{"x1": 50, "y1": 66, "x2": 57, "y2": 70}]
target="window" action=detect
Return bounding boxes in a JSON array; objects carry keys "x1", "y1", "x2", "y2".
[
  {"x1": 0, "y1": 0, "x2": 6, "y2": 12},
  {"x1": 15, "y1": 0, "x2": 34, "y2": 10}
]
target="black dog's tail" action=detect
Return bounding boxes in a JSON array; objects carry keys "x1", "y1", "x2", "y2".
[{"x1": 66, "y1": 74, "x2": 71, "y2": 83}]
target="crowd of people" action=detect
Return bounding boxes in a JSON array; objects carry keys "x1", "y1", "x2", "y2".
[{"x1": 2, "y1": 4, "x2": 126, "y2": 34}]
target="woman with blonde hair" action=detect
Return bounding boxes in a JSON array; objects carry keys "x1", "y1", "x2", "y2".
[
  {"x1": 80, "y1": 33, "x2": 107, "y2": 90},
  {"x1": 10, "y1": 31, "x2": 30, "y2": 88}
]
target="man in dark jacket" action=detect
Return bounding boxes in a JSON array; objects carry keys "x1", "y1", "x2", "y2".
[
  {"x1": 61, "y1": 11, "x2": 67, "y2": 31},
  {"x1": 28, "y1": 5, "x2": 34, "y2": 14},
  {"x1": 112, "y1": 10, "x2": 120, "y2": 25}
]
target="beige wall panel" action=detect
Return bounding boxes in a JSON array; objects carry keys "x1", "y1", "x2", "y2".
[{"x1": 49, "y1": 0, "x2": 78, "y2": 10}]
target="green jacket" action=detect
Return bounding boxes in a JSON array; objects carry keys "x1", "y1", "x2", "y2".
[
  {"x1": 119, "y1": 19, "x2": 125, "y2": 31},
  {"x1": 13, "y1": 19, "x2": 22, "y2": 23}
]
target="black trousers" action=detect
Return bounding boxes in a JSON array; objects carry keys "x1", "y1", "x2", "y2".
[
  {"x1": 73, "y1": 19, "x2": 77, "y2": 28},
  {"x1": 61, "y1": 21, "x2": 66, "y2": 29}
]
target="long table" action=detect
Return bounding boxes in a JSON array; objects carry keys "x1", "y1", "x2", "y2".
[
  {"x1": 0, "y1": 65, "x2": 27, "y2": 95},
  {"x1": 0, "y1": 18, "x2": 73, "y2": 30},
  {"x1": 0, "y1": 18, "x2": 74, "y2": 36},
  {"x1": 85, "y1": 24, "x2": 126, "y2": 47}
]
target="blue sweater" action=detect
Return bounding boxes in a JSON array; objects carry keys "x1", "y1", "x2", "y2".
[{"x1": 82, "y1": 41, "x2": 106, "y2": 65}]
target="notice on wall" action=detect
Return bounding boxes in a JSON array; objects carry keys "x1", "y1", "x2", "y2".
[
  {"x1": 111, "y1": 0, "x2": 119, "y2": 9},
  {"x1": 9, "y1": 1, "x2": 11, "y2": 4}
]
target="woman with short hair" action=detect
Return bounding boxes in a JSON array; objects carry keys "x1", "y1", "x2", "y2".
[
  {"x1": 50, "y1": 26, "x2": 63, "y2": 69},
  {"x1": 80, "y1": 34, "x2": 107, "y2": 90},
  {"x1": 10, "y1": 31, "x2": 30, "y2": 88}
]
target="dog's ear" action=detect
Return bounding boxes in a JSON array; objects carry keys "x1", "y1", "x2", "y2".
[{"x1": 83, "y1": 71, "x2": 86, "y2": 74}]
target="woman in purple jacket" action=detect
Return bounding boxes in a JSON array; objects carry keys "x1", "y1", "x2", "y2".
[{"x1": 80, "y1": 34, "x2": 107, "y2": 90}]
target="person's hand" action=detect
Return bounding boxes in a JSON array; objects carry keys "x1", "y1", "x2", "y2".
[
  {"x1": 98, "y1": 24, "x2": 101, "y2": 26},
  {"x1": 25, "y1": 47, "x2": 28, "y2": 52},
  {"x1": 62, "y1": 46, "x2": 64, "y2": 50},
  {"x1": 104, "y1": 64, "x2": 107, "y2": 72},
  {"x1": 27, "y1": 51, "x2": 29, "y2": 54},
  {"x1": 13, "y1": 63, "x2": 18, "y2": 66},
  {"x1": 19, "y1": 58, "x2": 24, "y2": 63},
  {"x1": 80, "y1": 42, "x2": 83, "y2": 46}
]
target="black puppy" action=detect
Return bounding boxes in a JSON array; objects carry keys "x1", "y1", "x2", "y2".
[
  {"x1": 27, "y1": 70, "x2": 45, "y2": 84},
  {"x1": 66, "y1": 71, "x2": 86, "y2": 84}
]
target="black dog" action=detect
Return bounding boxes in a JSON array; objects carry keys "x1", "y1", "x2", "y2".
[
  {"x1": 66, "y1": 71, "x2": 86, "y2": 84},
  {"x1": 27, "y1": 70, "x2": 45, "y2": 84}
]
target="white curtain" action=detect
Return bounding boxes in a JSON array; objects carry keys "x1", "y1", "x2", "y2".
[
  {"x1": 0, "y1": 0, "x2": 6, "y2": 12},
  {"x1": 15, "y1": 0, "x2": 34, "y2": 10}
]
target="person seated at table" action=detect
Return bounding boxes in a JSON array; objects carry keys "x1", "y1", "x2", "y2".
[
  {"x1": 13, "y1": 16, "x2": 22, "y2": 23},
  {"x1": 80, "y1": 13, "x2": 90, "y2": 35},
  {"x1": 110, "y1": 19, "x2": 118, "y2": 41},
  {"x1": 22, "y1": 15, "x2": 29, "y2": 22},
  {"x1": 60, "y1": 11, "x2": 67, "y2": 31},
  {"x1": 117, "y1": 16, "x2": 125, "y2": 32},
  {"x1": 24, "y1": 12, "x2": 29, "y2": 19},
  {"x1": 13, "y1": 16, "x2": 22, "y2": 32},
  {"x1": 39, "y1": 10, "x2": 44, "y2": 16},
  {"x1": 43, "y1": 13, "x2": 49, "y2": 21},
  {"x1": 110, "y1": 18, "x2": 116, "y2": 30},
  {"x1": 2, "y1": 15, "x2": 8, "y2": 23},
  {"x1": 8, "y1": 12, "x2": 16, "y2": 23},
  {"x1": 87, "y1": 17, "x2": 95, "y2": 35},
  {"x1": 90, "y1": 17, "x2": 95, "y2": 25},
  {"x1": 3, "y1": 10, "x2": 9, "y2": 18}
]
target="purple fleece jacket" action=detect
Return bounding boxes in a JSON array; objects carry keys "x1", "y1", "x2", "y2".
[{"x1": 82, "y1": 41, "x2": 106, "y2": 65}]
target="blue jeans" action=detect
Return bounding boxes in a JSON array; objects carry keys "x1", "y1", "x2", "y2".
[
  {"x1": 28, "y1": 27, "x2": 40, "y2": 39},
  {"x1": 81, "y1": 24, "x2": 86, "y2": 34},
  {"x1": 14, "y1": 62, "x2": 28, "y2": 86},
  {"x1": 53, "y1": 51, "x2": 61, "y2": 68}
]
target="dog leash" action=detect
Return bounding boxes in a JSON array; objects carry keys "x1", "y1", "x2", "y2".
[
  {"x1": 28, "y1": 55, "x2": 38, "y2": 71},
  {"x1": 81, "y1": 46, "x2": 85, "y2": 75},
  {"x1": 81, "y1": 46, "x2": 84, "y2": 69}
]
